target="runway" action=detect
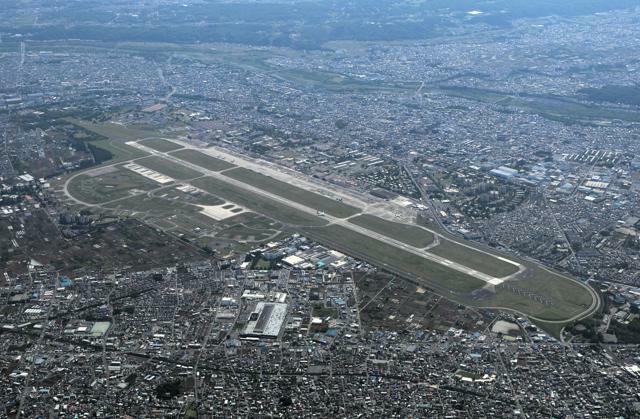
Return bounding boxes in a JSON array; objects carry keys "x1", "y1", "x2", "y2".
[{"x1": 126, "y1": 139, "x2": 524, "y2": 286}]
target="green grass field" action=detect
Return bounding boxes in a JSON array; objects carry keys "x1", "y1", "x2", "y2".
[
  {"x1": 475, "y1": 261, "x2": 595, "y2": 321},
  {"x1": 103, "y1": 194, "x2": 196, "y2": 215},
  {"x1": 167, "y1": 212, "x2": 221, "y2": 234},
  {"x1": 429, "y1": 239, "x2": 519, "y2": 277},
  {"x1": 221, "y1": 212, "x2": 281, "y2": 230},
  {"x1": 279, "y1": 68, "x2": 417, "y2": 93},
  {"x1": 67, "y1": 168, "x2": 158, "y2": 204},
  {"x1": 62, "y1": 119, "x2": 152, "y2": 167},
  {"x1": 136, "y1": 156, "x2": 203, "y2": 180},
  {"x1": 438, "y1": 86, "x2": 640, "y2": 124},
  {"x1": 149, "y1": 218, "x2": 177, "y2": 230},
  {"x1": 64, "y1": 118, "x2": 169, "y2": 140},
  {"x1": 224, "y1": 167, "x2": 360, "y2": 218},
  {"x1": 240, "y1": 213, "x2": 283, "y2": 231},
  {"x1": 92, "y1": 140, "x2": 150, "y2": 163},
  {"x1": 303, "y1": 225, "x2": 486, "y2": 294},
  {"x1": 215, "y1": 213, "x2": 283, "y2": 243},
  {"x1": 139, "y1": 138, "x2": 184, "y2": 152},
  {"x1": 103, "y1": 194, "x2": 222, "y2": 235},
  {"x1": 349, "y1": 214, "x2": 434, "y2": 247},
  {"x1": 170, "y1": 149, "x2": 236, "y2": 172},
  {"x1": 191, "y1": 177, "x2": 328, "y2": 227},
  {"x1": 59, "y1": 122, "x2": 595, "y2": 322},
  {"x1": 217, "y1": 224, "x2": 279, "y2": 242},
  {"x1": 303, "y1": 225, "x2": 593, "y2": 322},
  {"x1": 155, "y1": 186, "x2": 225, "y2": 206}
]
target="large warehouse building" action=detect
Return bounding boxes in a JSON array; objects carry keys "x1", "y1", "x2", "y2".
[{"x1": 241, "y1": 302, "x2": 288, "y2": 339}]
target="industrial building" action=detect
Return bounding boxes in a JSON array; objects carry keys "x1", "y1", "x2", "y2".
[{"x1": 241, "y1": 302, "x2": 288, "y2": 339}]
